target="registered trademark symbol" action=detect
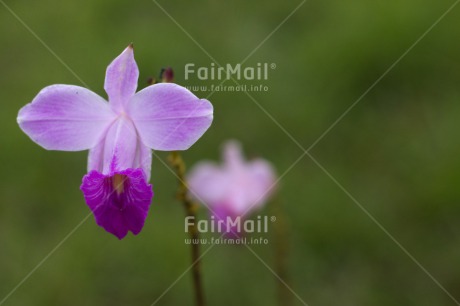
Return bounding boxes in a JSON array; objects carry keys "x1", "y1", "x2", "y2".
[
  {"x1": 270, "y1": 63, "x2": 276, "y2": 69},
  {"x1": 270, "y1": 216, "x2": 276, "y2": 222}
]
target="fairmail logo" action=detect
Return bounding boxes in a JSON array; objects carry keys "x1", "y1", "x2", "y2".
[
  {"x1": 185, "y1": 215, "x2": 276, "y2": 234},
  {"x1": 184, "y1": 63, "x2": 276, "y2": 81}
]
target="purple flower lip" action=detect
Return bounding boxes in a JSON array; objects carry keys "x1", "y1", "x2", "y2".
[
  {"x1": 81, "y1": 168, "x2": 153, "y2": 240},
  {"x1": 18, "y1": 45, "x2": 214, "y2": 239}
]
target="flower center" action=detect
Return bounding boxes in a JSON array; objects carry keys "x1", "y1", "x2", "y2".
[{"x1": 112, "y1": 174, "x2": 126, "y2": 195}]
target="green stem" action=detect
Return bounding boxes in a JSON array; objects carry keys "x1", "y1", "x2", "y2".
[
  {"x1": 272, "y1": 197, "x2": 292, "y2": 306},
  {"x1": 168, "y1": 151, "x2": 205, "y2": 306}
]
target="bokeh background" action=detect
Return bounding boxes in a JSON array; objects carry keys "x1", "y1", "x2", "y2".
[{"x1": 1, "y1": 0, "x2": 460, "y2": 305}]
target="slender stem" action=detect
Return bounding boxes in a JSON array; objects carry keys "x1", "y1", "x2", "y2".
[
  {"x1": 168, "y1": 151, "x2": 205, "y2": 306},
  {"x1": 272, "y1": 197, "x2": 292, "y2": 306}
]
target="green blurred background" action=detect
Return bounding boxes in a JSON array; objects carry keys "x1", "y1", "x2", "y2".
[{"x1": 1, "y1": 0, "x2": 460, "y2": 305}]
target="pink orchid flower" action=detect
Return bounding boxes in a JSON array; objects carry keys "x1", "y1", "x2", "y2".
[
  {"x1": 17, "y1": 45, "x2": 213, "y2": 239},
  {"x1": 187, "y1": 141, "x2": 276, "y2": 235}
]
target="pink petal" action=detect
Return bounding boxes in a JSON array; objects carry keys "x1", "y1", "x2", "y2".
[
  {"x1": 242, "y1": 159, "x2": 277, "y2": 210},
  {"x1": 104, "y1": 45, "x2": 139, "y2": 112},
  {"x1": 17, "y1": 85, "x2": 116, "y2": 151},
  {"x1": 224, "y1": 141, "x2": 276, "y2": 209},
  {"x1": 222, "y1": 140, "x2": 245, "y2": 167},
  {"x1": 87, "y1": 139, "x2": 105, "y2": 173},
  {"x1": 133, "y1": 141, "x2": 152, "y2": 181},
  {"x1": 187, "y1": 161, "x2": 228, "y2": 206},
  {"x1": 235, "y1": 159, "x2": 276, "y2": 213},
  {"x1": 102, "y1": 117, "x2": 138, "y2": 174},
  {"x1": 221, "y1": 140, "x2": 276, "y2": 213},
  {"x1": 88, "y1": 117, "x2": 152, "y2": 180},
  {"x1": 127, "y1": 83, "x2": 213, "y2": 151}
]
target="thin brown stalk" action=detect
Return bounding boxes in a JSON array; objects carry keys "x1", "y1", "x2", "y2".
[
  {"x1": 168, "y1": 151, "x2": 205, "y2": 306},
  {"x1": 272, "y1": 197, "x2": 292, "y2": 306}
]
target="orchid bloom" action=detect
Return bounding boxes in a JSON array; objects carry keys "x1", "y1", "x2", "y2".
[
  {"x1": 187, "y1": 141, "x2": 276, "y2": 235},
  {"x1": 17, "y1": 45, "x2": 213, "y2": 239}
]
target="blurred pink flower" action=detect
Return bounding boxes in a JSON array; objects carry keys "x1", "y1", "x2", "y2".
[{"x1": 187, "y1": 141, "x2": 276, "y2": 235}]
